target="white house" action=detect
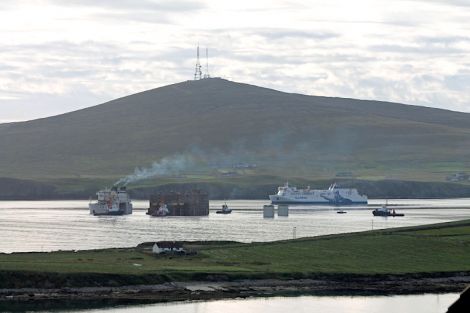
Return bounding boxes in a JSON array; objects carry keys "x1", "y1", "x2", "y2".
[{"x1": 152, "y1": 241, "x2": 185, "y2": 254}]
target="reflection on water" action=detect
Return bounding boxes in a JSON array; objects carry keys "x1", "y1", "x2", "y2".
[
  {"x1": 0, "y1": 200, "x2": 469, "y2": 253},
  {"x1": 27, "y1": 294, "x2": 459, "y2": 313}
]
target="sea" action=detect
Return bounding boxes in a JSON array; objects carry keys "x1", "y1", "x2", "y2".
[
  {"x1": 0, "y1": 198, "x2": 469, "y2": 253},
  {"x1": 0, "y1": 198, "x2": 468, "y2": 312},
  {"x1": 37, "y1": 293, "x2": 458, "y2": 313}
]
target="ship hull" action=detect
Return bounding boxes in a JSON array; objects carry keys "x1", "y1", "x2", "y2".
[
  {"x1": 89, "y1": 203, "x2": 133, "y2": 216},
  {"x1": 92, "y1": 211, "x2": 127, "y2": 216},
  {"x1": 373, "y1": 211, "x2": 404, "y2": 217},
  {"x1": 270, "y1": 200, "x2": 368, "y2": 205},
  {"x1": 271, "y1": 200, "x2": 368, "y2": 205},
  {"x1": 269, "y1": 195, "x2": 367, "y2": 205},
  {"x1": 270, "y1": 183, "x2": 368, "y2": 206}
]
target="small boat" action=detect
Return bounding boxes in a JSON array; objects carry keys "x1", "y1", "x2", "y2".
[
  {"x1": 372, "y1": 204, "x2": 404, "y2": 217},
  {"x1": 149, "y1": 203, "x2": 170, "y2": 217},
  {"x1": 216, "y1": 203, "x2": 232, "y2": 214},
  {"x1": 337, "y1": 210, "x2": 347, "y2": 214}
]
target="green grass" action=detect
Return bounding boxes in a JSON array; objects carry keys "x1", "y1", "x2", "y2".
[{"x1": 1, "y1": 220, "x2": 470, "y2": 278}]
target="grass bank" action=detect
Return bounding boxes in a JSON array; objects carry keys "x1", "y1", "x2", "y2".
[{"x1": 0, "y1": 219, "x2": 469, "y2": 289}]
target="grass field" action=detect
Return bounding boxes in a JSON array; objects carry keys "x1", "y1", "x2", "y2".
[{"x1": 0, "y1": 219, "x2": 469, "y2": 279}]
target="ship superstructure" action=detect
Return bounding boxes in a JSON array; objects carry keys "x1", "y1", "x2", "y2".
[
  {"x1": 269, "y1": 182, "x2": 368, "y2": 205},
  {"x1": 89, "y1": 186, "x2": 133, "y2": 216}
]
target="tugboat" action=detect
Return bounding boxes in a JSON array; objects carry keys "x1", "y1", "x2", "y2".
[
  {"x1": 149, "y1": 203, "x2": 170, "y2": 217},
  {"x1": 216, "y1": 203, "x2": 232, "y2": 214},
  {"x1": 89, "y1": 186, "x2": 133, "y2": 216},
  {"x1": 372, "y1": 204, "x2": 404, "y2": 217}
]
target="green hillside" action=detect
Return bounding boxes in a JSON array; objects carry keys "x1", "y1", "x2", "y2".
[
  {"x1": 0, "y1": 78, "x2": 470, "y2": 197},
  {"x1": 1, "y1": 219, "x2": 469, "y2": 281}
]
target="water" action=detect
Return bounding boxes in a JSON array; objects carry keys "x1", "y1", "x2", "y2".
[
  {"x1": 30, "y1": 294, "x2": 459, "y2": 313},
  {"x1": 0, "y1": 200, "x2": 466, "y2": 312},
  {"x1": 0, "y1": 199, "x2": 469, "y2": 253}
]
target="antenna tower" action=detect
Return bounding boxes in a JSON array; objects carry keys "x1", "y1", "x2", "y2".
[
  {"x1": 203, "y1": 47, "x2": 210, "y2": 79},
  {"x1": 194, "y1": 45, "x2": 202, "y2": 80}
]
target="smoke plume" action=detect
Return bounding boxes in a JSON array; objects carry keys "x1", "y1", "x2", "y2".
[{"x1": 114, "y1": 154, "x2": 194, "y2": 186}]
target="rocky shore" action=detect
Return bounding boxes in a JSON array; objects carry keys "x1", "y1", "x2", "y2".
[{"x1": 1, "y1": 274, "x2": 469, "y2": 304}]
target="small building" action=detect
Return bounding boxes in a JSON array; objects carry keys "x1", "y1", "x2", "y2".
[
  {"x1": 446, "y1": 172, "x2": 469, "y2": 182},
  {"x1": 233, "y1": 163, "x2": 257, "y2": 169},
  {"x1": 152, "y1": 241, "x2": 185, "y2": 254}
]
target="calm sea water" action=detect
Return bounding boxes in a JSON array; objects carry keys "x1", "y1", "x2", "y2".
[
  {"x1": 1, "y1": 200, "x2": 466, "y2": 313},
  {"x1": 0, "y1": 199, "x2": 469, "y2": 253},
  {"x1": 30, "y1": 294, "x2": 459, "y2": 313}
]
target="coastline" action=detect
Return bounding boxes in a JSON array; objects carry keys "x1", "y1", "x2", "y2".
[
  {"x1": 0, "y1": 219, "x2": 469, "y2": 307},
  {"x1": 1, "y1": 273, "x2": 468, "y2": 304}
]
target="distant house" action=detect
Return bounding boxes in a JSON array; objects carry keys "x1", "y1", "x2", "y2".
[
  {"x1": 152, "y1": 241, "x2": 185, "y2": 254},
  {"x1": 233, "y1": 163, "x2": 257, "y2": 169},
  {"x1": 220, "y1": 171, "x2": 239, "y2": 177},
  {"x1": 446, "y1": 172, "x2": 469, "y2": 182}
]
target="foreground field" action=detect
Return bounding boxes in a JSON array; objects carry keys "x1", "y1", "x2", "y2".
[{"x1": 0, "y1": 219, "x2": 469, "y2": 282}]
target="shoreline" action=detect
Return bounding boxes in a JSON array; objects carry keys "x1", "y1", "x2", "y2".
[
  {"x1": 0, "y1": 219, "x2": 469, "y2": 308},
  {"x1": 1, "y1": 274, "x2": 468, "y2": 304}
]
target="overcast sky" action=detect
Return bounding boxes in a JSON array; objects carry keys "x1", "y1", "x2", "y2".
[{"x1": 1, "y1": 0, "x2": 469, "y2": 122}]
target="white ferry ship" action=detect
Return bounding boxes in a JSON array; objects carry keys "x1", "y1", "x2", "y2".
[
  {"x1": 89, "y1": 186, "x2": 133, "y2": 216},
  {"x1": 269, "y1": 182, "x2": 368, "y2": 205}
]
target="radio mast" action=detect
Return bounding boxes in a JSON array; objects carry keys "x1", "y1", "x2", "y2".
[
  {"x1": 203, "y1": 48, "x2": 210, "y2": 79},
  {"x1": 194, "y1": 45, "x2": 203, "y2": 80}
]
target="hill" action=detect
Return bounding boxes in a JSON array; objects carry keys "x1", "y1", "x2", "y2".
[{"x1": 0, "y1": 78, "x2": 470, "y2": 198}]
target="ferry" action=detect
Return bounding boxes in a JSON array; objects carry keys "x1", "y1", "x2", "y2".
[
  {"x1": 269, "y1": 182, "x2": 368, "y2": 205},
  {"x1": 89, "y1": 186, "x2": 133, "y2": 216}
]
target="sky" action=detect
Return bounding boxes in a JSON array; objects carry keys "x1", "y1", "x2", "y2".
[{"x1": 0, "y1": 0, "x2": 469, "y2": 122}]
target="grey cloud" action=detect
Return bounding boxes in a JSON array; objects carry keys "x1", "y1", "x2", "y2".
[
  {"x1": 91, "y1": 11, "x2": 172, "y2": 24},
  {"x1": 411, "y1": 0, "x2": 470, "y2": 7},
  {"x1": 369, "y1": 44, "x2": 466, "y2": 55},
  {"x1": 0, "y1": 41, "x2": 121, "y2": 56},
  {"x1": 0, "y1": 64, "x2": 17, "y2": 71},
  {"x1": 370, "y1": 35, "x2": 470, "y2": 56},
  {"x1": 49, "y1": 0, "x2": 205, "y2": 12},
  {"x1": 444, "y1": 72, "x2": 470, "y2": 91},
  {"x1": 417, "y1": 35, "x2": 470, "y2": 46},
  {"x1": 255, "y1": 29, "x2": 339, "y2": 41},
  {"x1": 45, "y1": 0, "x2": 205, "y2": 24},
  {"x1": 213, "y1": 27, "x2": 340, "y2": 41}
]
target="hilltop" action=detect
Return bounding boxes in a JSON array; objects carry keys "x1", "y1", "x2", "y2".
[{"x1": 1, "y1": 78, "x2": 470, "y2": 198}]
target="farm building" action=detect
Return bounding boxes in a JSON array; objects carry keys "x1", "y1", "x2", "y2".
[{"x1": 152, "y1": 241, "x2": 185, "y2": 254}]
